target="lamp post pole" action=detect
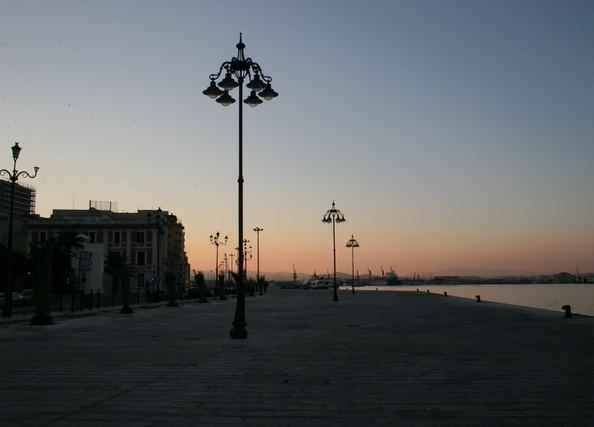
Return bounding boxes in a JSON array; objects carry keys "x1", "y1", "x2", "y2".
[
  {"x1": 147, "y1": 208, "x2": 164, "y2": 302},
  {"x1": 346, "y1": 235, "x2": 360, "y2": 295},
  {"x1": 210, "y1": 232, "x2": 228, "y2": 300},
  {"x1": 204, "y1": 34, "x2": 277, "y2": 339},
  {"x1": 322, "y1": 201, "x2": 346, "y2": 302},
  {"x1": 253, "y1": 227, "x2": 263, "y2": 295},
  {"x1": 1, "y1": 143, "x2": 39, "y2": 318}
]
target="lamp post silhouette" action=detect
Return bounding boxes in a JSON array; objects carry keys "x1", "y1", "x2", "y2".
[
  {"x1": 322, "y1": 201, "x2": 346, "y2": 302},
  {"x1": 147, "y1": 208, "x2": 164, "y2": 302},
  {"x1": 242, "y1": 239, "x2": 252, "y2": 280},
  {"x1": 1, "y1": 143, "x2": 39, "y2": 318},
  {"x1": 253, "y1": 227, "x2": 263, "y2": 295},
  {"x1": 346, "y1": 235, "x2": 360, "y2": 295},
  {"x1": 210, "y1": 232, "x2": 228, "y2": 300},
  {"x1": 204, "y1": 34, "x2": 277, "y2": 339}
]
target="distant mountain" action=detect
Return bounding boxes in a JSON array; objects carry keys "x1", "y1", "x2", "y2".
[
  {"x1": 429, "y1": 266, "x2": 541, "y2": 278},
  {"x1": 259, "y1": 271, "x2": 352, "y2": 281}
]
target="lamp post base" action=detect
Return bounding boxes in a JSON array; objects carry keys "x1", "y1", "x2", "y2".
[
  {"x1": 333, "y1": 286, "x2": 339, "y2": 302},
  {"x1": 230, "y1": 323, "x2": 248, "y2": 339}
]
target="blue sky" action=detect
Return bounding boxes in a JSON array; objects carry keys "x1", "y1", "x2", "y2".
[{"x1": 1, "y1": 0, "x2": 593, "y2": 276}]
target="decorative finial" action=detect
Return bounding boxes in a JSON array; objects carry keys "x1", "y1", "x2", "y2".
[{"x1": 237, "y1": 32, "x2": 245, "y2": 50}]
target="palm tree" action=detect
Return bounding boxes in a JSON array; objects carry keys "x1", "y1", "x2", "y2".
[
  {"x1": 104, "y1": 252, "x2": 135, "y2": 314},
  {"x1": 29, "y1": 232, "x2": 86, "y2": 325}
]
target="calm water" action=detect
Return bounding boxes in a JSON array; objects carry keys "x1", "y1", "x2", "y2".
[{"x1": 355, "y1": 284, "x2": 594, "y2": 316}]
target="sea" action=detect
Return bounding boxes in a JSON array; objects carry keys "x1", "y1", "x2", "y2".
[{"x1": 355, "y1": 283, "x2": 594, "y2": 316}]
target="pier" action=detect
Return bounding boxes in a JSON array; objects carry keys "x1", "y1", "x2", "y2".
[{"x1": 1, "y1": 288, "x2": 593, "y2": 426}]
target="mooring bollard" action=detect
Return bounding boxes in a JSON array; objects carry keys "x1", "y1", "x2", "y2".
[
  {"x1": 426, "y1": 290, "x2": 430, "y2": 294},
  {"x1": 444, "y1": 291, "x2": 447, "y2": 297},
  {"x1": 476, "y1": 295, "x2": 481, "y2": 303},
  {"x1": 562, "y1": 304, "x2": 572, "y2": 318},
  {"x1": 416, "y1": 288, "x2": 419, "y2": 292}
]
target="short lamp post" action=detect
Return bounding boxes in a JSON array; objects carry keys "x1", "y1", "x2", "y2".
[
  {"x1": 322, "y1": 201, "x2": 346, "y2": 302},
  {"x1": 204, "y1": 34, "x2": 277, "y2": 339},
  {"x1": 346, "y1": 235, "x2": 360, "y2": 295},
  {"x1": 1, "y1": 143, "x2": 39, "y2": 318},
  {"x1": 210, "y1": 232, "x2": 228, "y2": 300}
]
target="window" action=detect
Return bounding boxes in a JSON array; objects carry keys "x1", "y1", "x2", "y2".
[
  {"x1": 89, "y1": 232, "x2": 96, "y2": 243},
  {"x1": 39, "y1": 231, "x2": 47, "y2": 242},
  {"x1": 137, "y1": 251, "x2": 145, "y2": 266},
  {"x1": 114, "y1": 231, "x2": 120, "y2": 244},
  {"x1": 137, "y1": 231, "x2": 144, "y2": 244}
]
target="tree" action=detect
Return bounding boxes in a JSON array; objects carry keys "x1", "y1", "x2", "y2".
[
  {"x1": 165, "y1": 271, "x2": 178, "y2": 307},
  {"x1": 193, "y1": 270, "x2": 208, "y2": 303},
  {"x1": 104, "y1": 252, "x2": 135, "y2": 314}
]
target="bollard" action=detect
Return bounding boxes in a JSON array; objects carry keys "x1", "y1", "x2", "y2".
[
  {"x1": 426, "y1": 290, "x2": 430, "y2": 294},
  {"x1": 97, "y1": 290, "x2": 101, "y2": 309},
  {"x1": 444, "y1": 291, "x2": 447, "y2": 297},
  {"x1": 416, "y1": 288, "x2": 419, "y2": 292},
  {"x1": 562, "y1": 305, "x2": 572, "y2": 318},
  {"x1": 90, "y1": 289, "x2": 94, "y2": 310},
  {"x1": 476, "y1": 295, "x2": 481, "y2": 303}
]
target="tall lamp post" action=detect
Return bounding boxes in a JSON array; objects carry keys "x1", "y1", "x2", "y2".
[
  {"x1": 210, "y1": 232, "x2": 228, "y2": 300},
  {"x1": 1, "y1": 143, "x2": 39, "y2": 318},
  {"x1": 253, "y1": 227, "x2": 263, "y2": 295},
  {"x1": 346, "y1": 235, "x2": 360, "y2": 295},
  {"x1": 322, "y1": 201, "x2": 346, "y2": 302},
  {"x1": 204, "y1": 34, "x2": 277, "y2": 339}
]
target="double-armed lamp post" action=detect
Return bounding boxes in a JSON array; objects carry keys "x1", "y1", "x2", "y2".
[
  {"x1": 346, "y1": 235, "x2": 360, "y2": 295},
  {"x1": 204, "y1": 34, "x2": 277, "y2": 339},
  {"x1": 1, "y1": 143, "x2": 39, "y2": 318},
  {"x1": 210, "y1": 231, "x2": 228, "y2": 300},
  {"x1": 322, "y1": 201, "x2": 346, "y2": 302}
]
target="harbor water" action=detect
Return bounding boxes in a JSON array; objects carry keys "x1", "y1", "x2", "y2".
[{"x1": 357, "y1": 283, "x2": 594, "y2": 316}]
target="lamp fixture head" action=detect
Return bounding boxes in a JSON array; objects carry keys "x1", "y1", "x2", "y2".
[
  {"x1": 259, "y1": 83, "x2": 278, "y2": 100},
  {"x1": 218, "y1": 72, "x2": 239, "y2": 91},
  {"x1": 216, "y1": 90, "x2": 236, "y2": 106},
  {"x1": 246, "y1": 74, "x2": 267, "y2": 91},
  {"x1": 244, "y1": 90, "x2": 263, "y2": 107},
  {"x1": 11, "y1": 142, "x2": 21, "y2": 161},
  {"x1": 203, "y1": 80, "x2": 223, "y2": 98}
]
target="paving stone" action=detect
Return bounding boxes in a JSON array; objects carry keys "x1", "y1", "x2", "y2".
[{"x1": 1, "y1": 288, "x2": 594, "y2": 426}]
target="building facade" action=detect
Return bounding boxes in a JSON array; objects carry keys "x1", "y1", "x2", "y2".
[
  {"x1": 0, "y1": 179, "x2": 36, "y2": 250},
  {"x1": 25, "y1": 206, "x2": 190, "y2": 293}
]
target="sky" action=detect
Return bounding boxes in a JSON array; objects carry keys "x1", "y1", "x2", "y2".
[{"x1": 1, "y1": 0, "x2": 593, "y2": 277}]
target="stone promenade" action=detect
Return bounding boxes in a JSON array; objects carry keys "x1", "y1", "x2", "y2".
[{"x1": 1, "y1": 288, "x2": 594, "y2": 426}]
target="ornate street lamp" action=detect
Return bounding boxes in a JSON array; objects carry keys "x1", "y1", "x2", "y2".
[
  {"x1": 1, "y1": 143, "x2": 39, "y2": 318},
  {"x1": 253, "y1": 226, "x2": 264, "y2": 295},
  {"x1": 322, "y1": 201, "x2": 346, "y2": 302},
  {"x1": 210, "y1": 232, "x2": 228, "y2": 300},
  {"x1": 346, "y1": 235, "x2": 360, "y2": 295},
  {"x1": 204, "y1": 34, "x2": 277, "y2": 339}
]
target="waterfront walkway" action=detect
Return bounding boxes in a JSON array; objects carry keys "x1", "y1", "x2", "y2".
[{"x1": 1, "y1": 288, "x2": 594, "y2": 426}]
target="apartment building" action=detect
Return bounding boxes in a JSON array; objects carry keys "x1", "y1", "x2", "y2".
[{"x1": 25, "y1": 204, "x2": 190, "y2": 292}]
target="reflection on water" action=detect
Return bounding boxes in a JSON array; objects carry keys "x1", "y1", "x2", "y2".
[{"x1": 357, "y1": 284, "x2": 594, "y2": 316}]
